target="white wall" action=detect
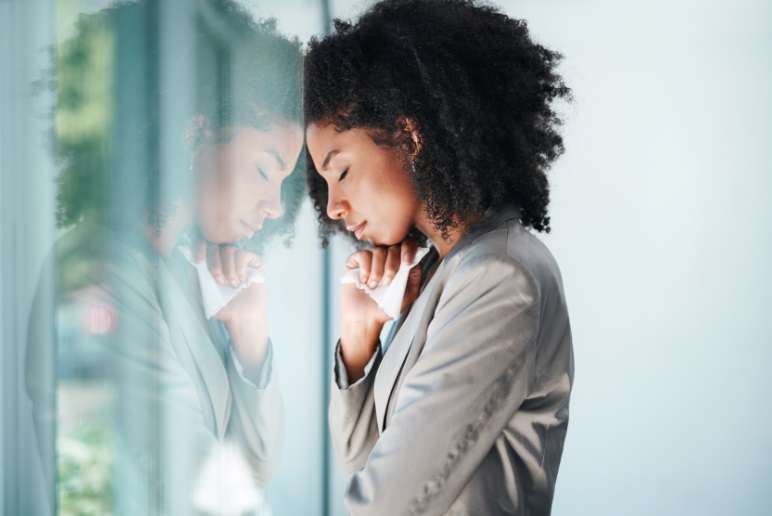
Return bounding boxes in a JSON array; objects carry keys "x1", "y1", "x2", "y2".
[{"x1": 505, "y1": 2, "x2": 772, "y2": 514}]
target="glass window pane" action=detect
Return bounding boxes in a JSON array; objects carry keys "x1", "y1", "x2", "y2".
[{"x1": 5, "y1": 1, "x2": 328, "y2": 514}]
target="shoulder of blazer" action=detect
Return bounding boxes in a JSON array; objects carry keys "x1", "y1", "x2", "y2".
[{"x1": 442, "y1": 214, "x2": 564, "y2": 304}]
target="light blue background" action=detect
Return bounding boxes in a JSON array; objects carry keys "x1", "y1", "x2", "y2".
[{"x1": 328, "y1": 0, "x2": 772, "y2": 514}]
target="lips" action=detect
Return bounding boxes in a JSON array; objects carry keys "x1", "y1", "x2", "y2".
[
  {"x1": 346, "y1": 221, "x2": 367, "y2": 240},
  {"x1": 241, "y1": 219, "x2": 262, "y2": 239}
]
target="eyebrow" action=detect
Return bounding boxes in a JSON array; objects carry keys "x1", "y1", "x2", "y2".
[
  {"x1": 267, "y1": 149, "x2": 286, "y2": 171},
  {"x1": 321, "y1": 149, "x2": 340, "y2": 171}
]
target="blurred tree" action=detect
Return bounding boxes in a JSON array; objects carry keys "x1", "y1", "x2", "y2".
[{"x1": 55, "y1": 11, "x2": 114, "y2": 230}]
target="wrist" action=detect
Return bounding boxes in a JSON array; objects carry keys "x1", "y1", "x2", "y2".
[
  {"x1": 339, "y1": 319, "x2": 382, "y2": 382},
  {"x1": 224, "y1": 319, "x2": 268, "y2": 368}
]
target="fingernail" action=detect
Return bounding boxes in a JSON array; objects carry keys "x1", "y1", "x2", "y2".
[
  {"x1": 368, "y1": 280, "x2": 378, "y2": 289},
  {"x1": 230, "y1": 280, "x2": 239, "y2": 288},
  {"x1": 382, "y1": 276, "x2": 392, "y2": 286},
  {"x1": 215, "y1": 274, "x2": 225, "y2": 285}
]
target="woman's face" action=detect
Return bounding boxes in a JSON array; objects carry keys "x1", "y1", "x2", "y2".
[
  {"x1": 194, "y1": 121, "x2": 304, "y2": 244},
  {"x1": 306, "y1": 123, "x2": 422, "y2": 246}
]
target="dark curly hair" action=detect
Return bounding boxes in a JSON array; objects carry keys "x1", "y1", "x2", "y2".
[
  {"x1": 305, "y1": 0, "x2": 570, "y2": 246},
  {"x1": 54, "y1": 0, "x2": 304, "y2": 248}
]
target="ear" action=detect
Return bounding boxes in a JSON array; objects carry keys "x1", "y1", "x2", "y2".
[{"x1": 398, "y1": 116, "x2": 422, "y2": 157}]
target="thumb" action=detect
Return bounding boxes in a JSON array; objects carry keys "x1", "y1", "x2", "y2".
[
  {"x1": 193, "y1": 237, "x2": 207, "y2": 264},
  {"x1": 243, "y1": 251, "x2": 264, "y2": 271}
]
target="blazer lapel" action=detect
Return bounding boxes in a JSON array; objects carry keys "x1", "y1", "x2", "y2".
[
  {"x1": 157, "y1": 257, "x2": 231, "y2": 439},
  {"x1": 376, "y1": 204, "x2": 523, "y2": 430},
  {"x1": 373, "y1": 260, "x2": 445, "y2": 432}
]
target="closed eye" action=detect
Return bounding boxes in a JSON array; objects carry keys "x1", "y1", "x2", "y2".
[
  {"x1": 257, "y1": 166, "x2": 269, "y2": 181},
  {"x1": 338, "y1": 168, "x2": 349, "y2": 182}
]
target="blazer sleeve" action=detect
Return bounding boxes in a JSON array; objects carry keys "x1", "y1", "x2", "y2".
[
  {"x1": 115, "y1": 278, "x2": 283, "y2": 513},
  {"x1": 76, "y1": 256, "x2": 267, "y2": 515},
  {"x1": 343, "y1": 252, "x2": 541, "y2": 516},
  {"x1": 22, "y1": 241, "x2": 214, "y2": 515},
  {"x1": 329, "y1": 341, "x2": 383, "y2": 476},
  {"x1": 104, "y1": 265, "x2": 221, "y2": 515},
  {"x1": 225, "y1": 339, "x2": 284, "y2": 487}
]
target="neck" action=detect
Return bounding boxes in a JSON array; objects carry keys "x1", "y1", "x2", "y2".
[
  {"x1": 145, "y1": 201, "x2": 191, "y2": 255},
  {"x1": 415, "y1": 211, "x2": 474, "y2": 260}
]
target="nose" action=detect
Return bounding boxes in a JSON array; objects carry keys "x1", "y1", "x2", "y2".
[
  {"x1": 326, "y1": 186, "x2": 348, "y2": 220},
  {"x1": 259, "y1": 184, "x2": 282, "y2": 219},
  {"x1": 262, "y1": 202, "x2": 281, "y2": 219}
]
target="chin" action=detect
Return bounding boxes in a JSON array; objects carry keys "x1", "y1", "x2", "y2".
[
  {"x1": 370, "y1": 233, "x2": 405, "y2": 248},
  {"x1": 202, "y1": 229, "x2": 231, "y2": 245},
  {"x1": 362, "y1": 222, "x2": 412, "y2": 247}
]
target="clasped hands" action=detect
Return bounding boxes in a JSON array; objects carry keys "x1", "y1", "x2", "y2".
[
  {"x1": 193, "y1": 237, "x2": 423, "y2": 382},
  {"x1": 339, "y1": 239, "x2": 423, "y2": 382},
  {"x1": 192, "y1": 240, "x2": 268, "y2": 370}
]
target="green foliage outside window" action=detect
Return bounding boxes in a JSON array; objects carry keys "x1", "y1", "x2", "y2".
[
  {"x1": 57, "y1": 398, "x2": 114, "y2": 516},
  {"x1": 54, "y1": 4, "x2": 116, "y2": 514},
  {"x1": 55, "y1": 9, "x2": 114, "y2": 229}
]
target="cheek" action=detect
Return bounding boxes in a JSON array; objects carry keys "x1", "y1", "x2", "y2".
[
  {"x1": 195, "y1": 191, "x2": 225, "y2": 235},
  {"x1": 372, "y1": 191, "x2": 418, "y2": 241},
  {"x1": 378, "y1": 174, "x2": 418, "y2": 215},
  {"x1": 208, "y1": 168, "x2": 250, "y2": 212},
  {"x1": 195, "y1": 179, "x2": 241, "y2": 240},
  {"x1": 236, "y1": 168, "x2": 262, "y2": 196}
]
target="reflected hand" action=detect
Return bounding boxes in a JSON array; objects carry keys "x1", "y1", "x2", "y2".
[{"x1": 197, "y1": 241, "x2": 268, "y2": 368}]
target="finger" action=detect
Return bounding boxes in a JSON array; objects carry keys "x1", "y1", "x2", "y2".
[
  {"x1": 400, "y1": 238, "x2": 418, "y2": 264},
  {"x1": 234, "y1": 250, "x2": 250, "y2": 284},
  {"x1": 345, "y1": 250, "x2": 372, "y2": 284},
  {"x1": 219, "y1": 246, "x2": 240, "y2": 287},
  {"x1": 242, "y1": 250, "x2": 264, "y2": 271},
  {"x1": 194, "y1": 238, "x2": 207, "y2": 264},
  {"x1": 206, "y1": 244, "x2": 225, "y2": 285},
  {"x1": 189, "y1": 226, "x2": 206, "y2": 263},
  {"x1": 235, "y1": 250, "x2": 263, "y2": 282},
  {"x1": 367, "y1": 247, "x2": 387, "y2": 289},
  {"x1": 382, "y1": 245, "x2": 401, "y2": 286}
]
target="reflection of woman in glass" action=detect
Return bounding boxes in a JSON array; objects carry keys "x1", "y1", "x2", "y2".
[
  {"x1": 305, "y1": 0, "x2": 574, "y2": 513},
  {"x1": 25, "y1": 1, "x2": 303, "y2": 513}
]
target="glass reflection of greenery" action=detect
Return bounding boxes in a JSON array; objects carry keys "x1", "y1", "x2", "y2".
[
  {"x1": 50, "y1": 1, "x2": 307, "y2": 512},
  {"x1": 57, "y1": 391, "x2": 114, "y2": 516},
  {"x1": 55, "y1": 11, "x2": 114, "y2": 230},
  {"x1": 54, "y1": 6, "x2": 116, "y2": 514}
]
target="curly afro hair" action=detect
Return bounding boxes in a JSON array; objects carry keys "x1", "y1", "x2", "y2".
[{"x1": 305, "y1": 0, "x2": 570, "y2": 246}]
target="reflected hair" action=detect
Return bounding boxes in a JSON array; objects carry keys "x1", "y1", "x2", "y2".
[{"x1": 53, "y1": 0, "x2": 304, "y2": 248}]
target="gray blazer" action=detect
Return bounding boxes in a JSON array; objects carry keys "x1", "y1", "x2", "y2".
[
  {"x1": 330, "y1": 204, "x2": 574, "y2": 515},
  {"x1": 26, "y1": 223, "x2": 282, "y2": 515}
]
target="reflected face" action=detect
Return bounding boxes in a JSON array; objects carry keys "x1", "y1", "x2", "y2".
[
  {"x1": 194, "y1": 121, "x2": 304, "y2": 244},
  {"x1": 306, "y1": 123, "x2": 421, "y2": 246}
]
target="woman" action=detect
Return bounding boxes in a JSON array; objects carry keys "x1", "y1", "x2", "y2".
[
  {"x1": 305, "y1": 0, "x2": 574, "y2": 514},
  {"x1": 25, "y1": 1, "x2": 304, "y2": 513}
]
